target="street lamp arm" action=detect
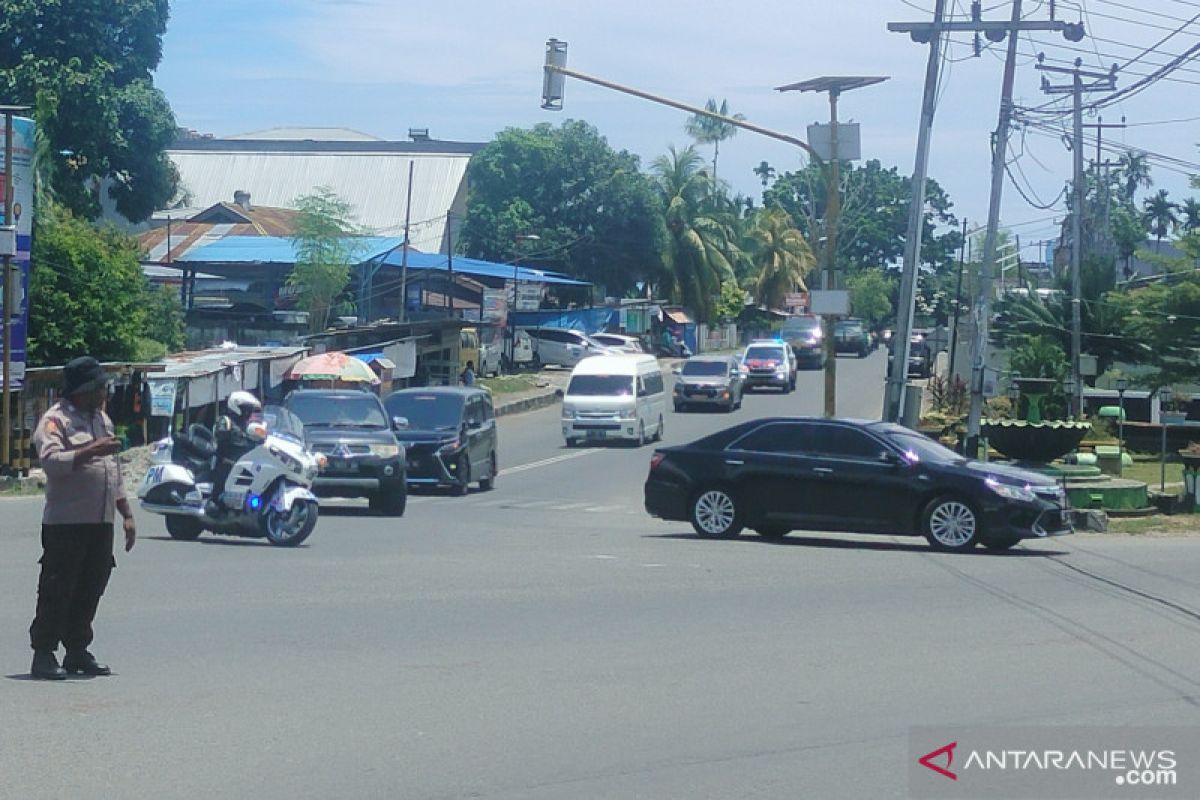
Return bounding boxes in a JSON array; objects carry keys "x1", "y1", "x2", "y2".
[{"x1": 544, "y1": 65, "x2": 822, "y2": 163}]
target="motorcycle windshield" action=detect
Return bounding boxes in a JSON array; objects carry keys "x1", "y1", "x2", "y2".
[{"x1": 261, "y1": 405, "x2": 305, "y2": 444}]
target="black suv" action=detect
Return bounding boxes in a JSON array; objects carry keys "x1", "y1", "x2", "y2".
[
  {"x1": 283, "y1": 389, "x2": 407, "y2": 515},
  {"x1": 384, "y1": 387, "x2": 498, "y2": 495},
  {"x1": 644, "y1": 417, "x2": 1073, "y2": 551}
]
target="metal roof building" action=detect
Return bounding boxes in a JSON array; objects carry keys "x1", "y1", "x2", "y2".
[{"x1": 162, "y1": 128, "x2": 484, "y2": 253}]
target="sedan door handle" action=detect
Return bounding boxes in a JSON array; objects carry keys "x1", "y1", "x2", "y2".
[
  {"x1": 812, "y1": 467, "x2": 834, "y2": 474},
  {"x1": 724, "y1": 459, "x2": 744, "y2": 466}
]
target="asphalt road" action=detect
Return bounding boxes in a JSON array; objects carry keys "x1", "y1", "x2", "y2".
[{"x1": 4, "y1": 350, "x2": 1200, "y2": 799}]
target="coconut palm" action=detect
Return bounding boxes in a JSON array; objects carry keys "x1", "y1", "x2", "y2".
[
  {"x1": 652, "y1": 145, "x2": 741, "y2": 323},
  {"x1": 1179, "y1": 197, "x2": 1200, "y2": 234},
  {"x1": 748, "y1": 208, "x2": 814, "y2": 310},
  {"x1": 685, "y1": 98, "x2": 744, "y2": 185},
  {"x1": 1143, "y1": 189, "x2": 1179, "y2": 253},
  {"x1": 753, "y1": 160, "x2": 776, "y2": 189},
  {"x1": 1118, "y1": 151, "x2": 1154, "y2": 202}
]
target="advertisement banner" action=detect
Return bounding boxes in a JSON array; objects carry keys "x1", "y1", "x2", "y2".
[
  {"x1": 148, "y1": 379, "x2": 178, "y2": 418},
  {"x1": 0, "y1": 116, "x2": 35, "y2": 389},
  {"x1": 482, "y1": 289, "x2": 507, "y2": 323}
]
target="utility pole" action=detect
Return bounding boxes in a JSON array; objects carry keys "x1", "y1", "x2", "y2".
[
  {"x1": 1037, "y1": 56, "x2": 1117, "y2": 419},
  {"x1": 885, "y1": 0, "x2": 947, "y2": 424},
  {"x1": 1083, "y1": 116, "x2": 1124, "y2": 262},
  {"x1": 964, "y1": 0, "x2": 1033, "y2": 458},
  {"x1": 948, "y1": 218, "x2": 969, "y2": 384},
  {"x1": 887, "y1": 1, "x2": 1077, "y2": 425},
  {"x1": 398, "y1": 160, "x2": 414, "y2": 323}
]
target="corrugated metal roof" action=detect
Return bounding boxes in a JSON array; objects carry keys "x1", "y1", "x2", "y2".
[
  {"x1": 138, "y1": 204, "x2": 303, "y2": 262},
  {"x1": 157, "y1": 345, "x2": 308, "y2": 379},
  {"x1": 166, "y1": 136, "x2": 483, "y2": 250},
  {"x1": 228, "y1": 127, "x2": 383, "y2": 141}
]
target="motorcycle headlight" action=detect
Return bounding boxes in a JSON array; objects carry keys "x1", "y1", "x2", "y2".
[
  {"x1": 369, "y1": 444, "x2": 401, "y2": 459},
  {"x1": 986, "y1": 477, "x2": 1037, "y2": 503}
]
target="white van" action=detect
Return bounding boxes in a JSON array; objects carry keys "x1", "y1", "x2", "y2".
[{"x1": 562, "y1": 354, "x2": 666, "y2": 446}]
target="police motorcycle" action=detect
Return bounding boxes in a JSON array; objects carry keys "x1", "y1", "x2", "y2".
[{"x1": 137, "y1": 403, "x2": 325, "y2": 547}]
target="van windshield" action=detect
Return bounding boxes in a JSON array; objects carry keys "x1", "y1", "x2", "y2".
[{"x1": 568, "y1": 375, "x2": 635, "y2": 396}]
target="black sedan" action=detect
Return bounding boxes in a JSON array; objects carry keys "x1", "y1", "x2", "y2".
[{"x1": 644, "y1": 417, "x2": 1073, "y2": 551}]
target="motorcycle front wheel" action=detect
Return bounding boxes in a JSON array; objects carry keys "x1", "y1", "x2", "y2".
[{"x1": 261, "y1": 498, "x2": 318, "y2": 547}]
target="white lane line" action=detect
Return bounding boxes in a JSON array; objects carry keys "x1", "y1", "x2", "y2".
[
  {"x1": 588, "y1": 554, "x2": 618, "y2": 560},
  {"x1": 498, "y1": 448, "x2": 600, "y2": 477}
]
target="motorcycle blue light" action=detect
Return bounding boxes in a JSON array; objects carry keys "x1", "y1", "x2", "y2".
[{"x1": 248, "y1": 494, "x2": 262, "y2": 510}]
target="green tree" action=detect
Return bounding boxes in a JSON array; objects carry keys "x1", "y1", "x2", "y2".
[
  {"x1": 1106, "y1": 271, "x2": 1200, "y2": 385},
  {"x1": 460, "y1": 121, "x2": 666, "y2": 295},
  {"x1": 753, "y1": 160, "x2": 776, "y2": 189},
  {"x1": 747, "y1": 208, "x2": 813, "y2": 309},
  {"x1": 1143, "y1": 189, "x2": 1179, "y2": 253},
  {"x1": 142, "y1": 283, "x2": 185, "y2": 353},
  {"x1": 1118, "y1": 151, "x2": 1154, "y2": 203},
  {"x1": 1110, "y1": 204, "x2": 1146, "y2": 279},
  {"x1": 1178, "y1": 198, "x2": 1200, "y2": 234},
  {"x1": 28, "y1": 205, "x2": 147, "y2": 365},
  {"x1": 847, "y1": 269, "x2": 895, "y2": 328},
  {"x1": 764, "y1": 159, "x2": 961, "y2": 274},
  {"x1": 652, "y1": 145, "x2": 743, "y2": 323},
  {"x1": 0, "y1": 0, "x2": 179, "y2": 221},
  {"x1": 685, "y1": 98, "x2": 744, "y2": 185},
  {"x1": 714, "y1": 280, "x2": 749, "y2": 323},
  {"x1": 288, "y1": 188, "x2": 363, "y2": 334}
]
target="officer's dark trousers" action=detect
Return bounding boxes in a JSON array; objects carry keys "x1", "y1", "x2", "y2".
[{"x1": 29, "y1": 523, "x2": 114, "y2": 653}]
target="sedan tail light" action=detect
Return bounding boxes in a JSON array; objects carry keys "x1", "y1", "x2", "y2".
[{"x1": 649, "y1": 451, "x2": 666, "y2": 471}]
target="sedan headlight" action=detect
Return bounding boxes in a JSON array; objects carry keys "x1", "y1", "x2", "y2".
[
  {"x1": 986, "y1": 477, "x2": 1037, "y2": 503},
  {"x1": 369, "y1": 444, "x2": 401, "y2": 459}
]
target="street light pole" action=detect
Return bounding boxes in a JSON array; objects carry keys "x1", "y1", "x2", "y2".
[
  {"x1": 1116, "y1": 377, "x2": 1128, "y2": 478},
  {"x1": 1160, "y1": 386, "x2": 1173, "y2": 492}
]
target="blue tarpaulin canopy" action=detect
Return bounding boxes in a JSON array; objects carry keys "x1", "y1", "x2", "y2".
[{"x1": 178, "y1": 236, "x2": 590, "y2": 287}]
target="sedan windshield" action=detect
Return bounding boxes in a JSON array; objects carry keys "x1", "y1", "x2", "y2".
[
  {"x1": 288, "y1": 395, "x2": 388, "y2": 429},
  {"x1": 568, "y1": 375, "x2": 634, "y2": 396},
  {"x1": 885, "y1": 430, "x2": 962, "y2": 464},
  {"x1": 681, "y1": 361, "x2": 729, "y2": 377},
  {"x1": 384, "y1": 393, "x2": 465, "y2": 431}
]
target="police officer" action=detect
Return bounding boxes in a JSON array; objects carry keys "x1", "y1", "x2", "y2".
[
  {"x1": 29, "y1": 357, "x2": 136, "y2": 680},
  {"x1": 205, "y1": 391, "x2": 263, "y2": 517}
]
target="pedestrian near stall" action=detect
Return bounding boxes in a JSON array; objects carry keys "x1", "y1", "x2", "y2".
[{"x1": 28, "y1": 357, "x2": 136, "y2": 680}]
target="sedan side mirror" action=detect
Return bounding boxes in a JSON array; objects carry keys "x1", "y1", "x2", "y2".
[
  {"x1": 392, "y1": 416, "x2": 409, "y2": 431},
  {"x1": 879, "y1": 450, "x2": 904, "y2": 466}
]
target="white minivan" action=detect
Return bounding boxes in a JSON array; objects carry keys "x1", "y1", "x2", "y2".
[{"x1": 562, "y1": 354, "x2": 666, "y2": 446}]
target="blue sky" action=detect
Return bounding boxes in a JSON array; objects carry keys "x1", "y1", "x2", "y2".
[{"x1": 156, "y1": 1, "x2": 1200, "y2": 260}]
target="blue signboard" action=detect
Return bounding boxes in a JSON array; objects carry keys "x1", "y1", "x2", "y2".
[{"x1": 0, "y1": 117, "x2": 34, "y2": 388}]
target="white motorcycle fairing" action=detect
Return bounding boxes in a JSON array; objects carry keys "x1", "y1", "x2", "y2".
[{"x1": 272, "y1": 484, "x2": 318, "y2": 513}]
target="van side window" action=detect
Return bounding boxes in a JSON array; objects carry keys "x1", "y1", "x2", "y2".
[
  {"x1": 636, "y1": 377, "x2": 647, "y2": 397},
  {"x1": 644, "y1": 373, "x2": 664, "y2": 395}
]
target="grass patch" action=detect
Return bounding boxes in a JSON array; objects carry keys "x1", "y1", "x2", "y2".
[
  {"x1": 0, "y1": 481, "x2": 43, "y2": 498},
  {"x1": 1120, "y1": 455, "x2": 1184, "y2": 488},
  {"x1": 479, "y1": 374, "x2": 540, "y2": 396},
  {"x1": 1107, "y1": 514, "x2": 1200, "y2": 536}
]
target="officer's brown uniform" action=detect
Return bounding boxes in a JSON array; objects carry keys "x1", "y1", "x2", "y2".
[{"x1": 28, "y1": 398, "x2": 125, "y2": 655}]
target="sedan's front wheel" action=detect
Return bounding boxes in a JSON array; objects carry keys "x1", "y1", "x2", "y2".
[
  {"x1": 690, "y1": 487, "x2": 743, "y2": 539},
  {"x1": 922, "y1": 495, "x2": 979, "y2": 552}
]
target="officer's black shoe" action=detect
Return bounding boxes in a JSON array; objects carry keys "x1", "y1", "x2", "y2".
[
  {"x1": 31, "y1": 650, "x2": 67, "y2": 680},
  {"x1": 63, "y1": 650, "x2": 111, "y2": 676},
  {"x1": 204, "y1": 497, "x2": 224, "y2": 518}
]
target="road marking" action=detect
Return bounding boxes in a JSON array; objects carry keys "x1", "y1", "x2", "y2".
[
  {"x1": 588, "y1": 554, "x2": 618, "y2": 560},
  {"x1": 498, "y1": 448, "x2": 600, "y2": 477}
]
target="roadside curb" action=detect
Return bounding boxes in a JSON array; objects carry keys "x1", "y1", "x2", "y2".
[{"x1": 495, "y1": 388, "x2": 563, "y2": 418}]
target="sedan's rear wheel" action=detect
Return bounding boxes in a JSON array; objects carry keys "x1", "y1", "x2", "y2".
[
  {"x1": 690, "y1": 487, "x2": 743, "y2": 539},
  {"x1": 922, "y1": 496, "x2": 980, "y2": 552}
]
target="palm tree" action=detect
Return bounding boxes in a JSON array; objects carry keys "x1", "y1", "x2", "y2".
[
  {"x1": 753, "y1": 160, "x2": 776, "y2": 189},
  {"x1": 1179, "y1": 197, "x2": 1200, "y2": 234},
  {"x1": 748, "y1": 208, "x2": 814, "y2": 310},
  {"x1": 1118, "y1": 151, "x2": 1153, "y2": 202},
  {"x1": 652, "y1": 145, "x2": 741, "y2": 323},
  {"x1": 685, "y1": 98, "x2": 744, "y2": 185},
  {"x1": 1143, "y1": 189, "x2": 1179, "y2": 253}
]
